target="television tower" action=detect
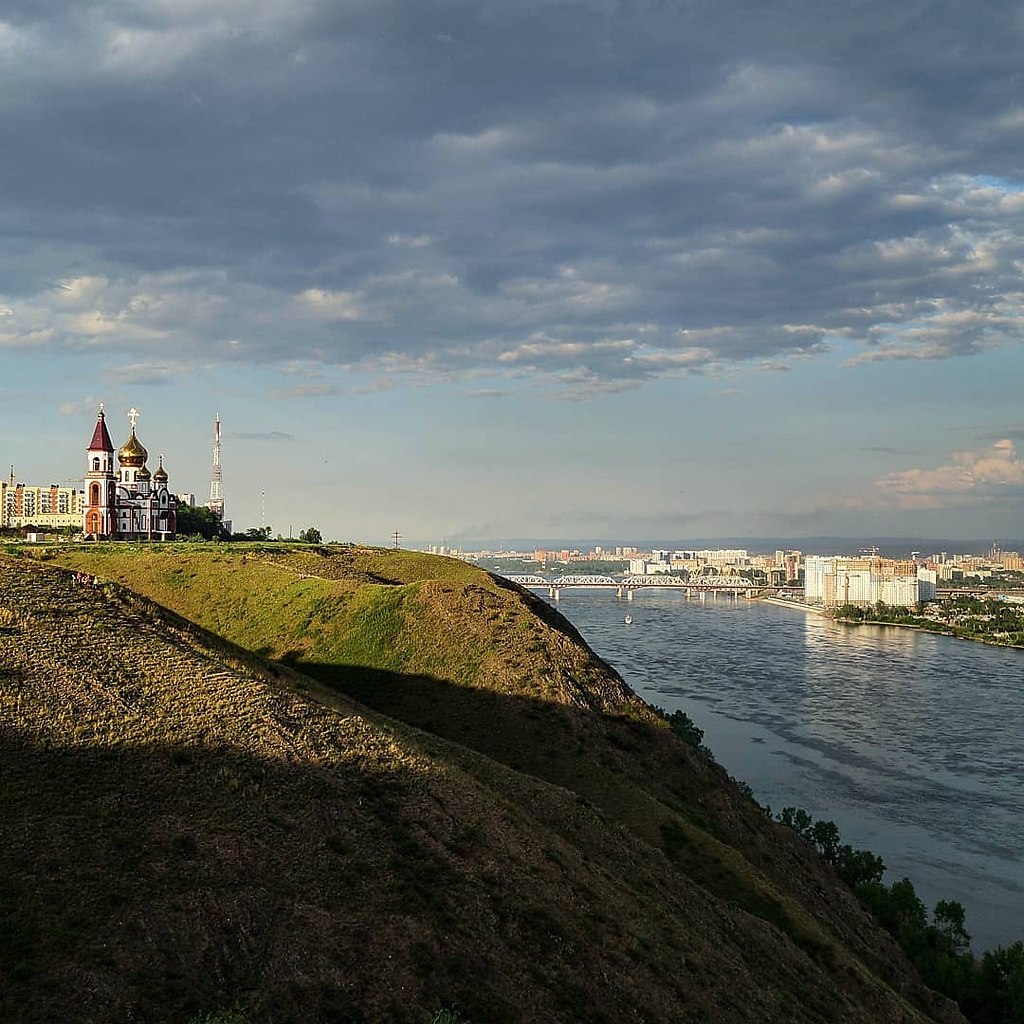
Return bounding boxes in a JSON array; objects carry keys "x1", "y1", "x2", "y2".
[{"x1": 209, "y1": 413, "x2": 224, "y2": 520}]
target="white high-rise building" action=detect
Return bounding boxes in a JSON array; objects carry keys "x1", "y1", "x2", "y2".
[{"x1": 804, "y1": 555, "x2": 936, "y2": 608}]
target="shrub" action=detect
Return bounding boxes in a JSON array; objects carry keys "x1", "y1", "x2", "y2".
[
  {"x1": 659, "y1": 707, "x2": 704, "y2": 749},
  {"x1": 431, "y1": 1010, "x2": 471, "y2": 1024}
]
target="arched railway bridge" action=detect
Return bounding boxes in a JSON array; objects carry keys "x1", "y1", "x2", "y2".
[{"x1": 502, "y1": 573, "x2": 765, "y2": 601}]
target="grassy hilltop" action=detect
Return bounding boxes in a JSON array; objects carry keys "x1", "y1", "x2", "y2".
[{"x1": 1, "y1": 544, "x2": 965, "y2": 1023}]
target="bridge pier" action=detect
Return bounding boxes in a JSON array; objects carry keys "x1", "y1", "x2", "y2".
[{"x1": 626, "y1": 589, "x2": 634, "y2": 602}]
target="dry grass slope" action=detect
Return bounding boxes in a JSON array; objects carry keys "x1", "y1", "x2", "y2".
[{"x1": 1, "y1": 546, "x2": 965, "y2": 1023}]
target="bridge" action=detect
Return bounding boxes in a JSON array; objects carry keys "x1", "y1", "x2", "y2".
[{"x1": 502, "y1": 573, "x2": 764, "y2": 601}]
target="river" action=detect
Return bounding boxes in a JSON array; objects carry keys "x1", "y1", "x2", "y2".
[{"x1": 545, "y1": 589, "x2": 1023, "y2": 953}]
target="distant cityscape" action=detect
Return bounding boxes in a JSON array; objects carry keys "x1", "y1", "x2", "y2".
[{"x1": 425, "y1": 543, "x2": 1024, "y2": 610}]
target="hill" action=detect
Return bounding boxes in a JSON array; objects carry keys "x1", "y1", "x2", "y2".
[{"x1": 1, "y1": 544, "x2": 965, "y2": 1023}]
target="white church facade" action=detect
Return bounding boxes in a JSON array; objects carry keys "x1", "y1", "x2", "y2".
[{"x1": 83, "y1": 406, "x2": 177, "y2": 541}]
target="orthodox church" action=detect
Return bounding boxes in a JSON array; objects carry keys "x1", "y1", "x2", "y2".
[{"x1": 83, "y1": 405, "x2": 177, "y2": 540}]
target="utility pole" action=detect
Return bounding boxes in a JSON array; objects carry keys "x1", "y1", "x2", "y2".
[{"x1": 392, "y1": 529, "x2": 402, "y2": 549}]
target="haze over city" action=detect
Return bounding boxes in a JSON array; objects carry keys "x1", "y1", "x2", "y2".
[{"x1": 2, "y1": 1, "x2": 1023, "y2": 544}]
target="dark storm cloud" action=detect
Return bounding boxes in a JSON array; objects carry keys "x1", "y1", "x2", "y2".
[{"x1": 2, "y1": 0, "x2": 1023, "y2": 386}]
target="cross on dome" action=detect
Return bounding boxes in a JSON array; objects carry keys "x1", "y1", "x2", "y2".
[{"x1": 128, "y1": 407, "x2": 140, "y2": 430}]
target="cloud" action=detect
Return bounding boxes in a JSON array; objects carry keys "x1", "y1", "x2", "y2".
[
  {"x1": 269, "y1": 382, "x2": 341, "y2": 398},
  {"x1": 844, "y1": 304, "x2": 1023, "y2": 366},
  {"x1": 106, "y1": 361, "x2": 191, "y2": 386},
  {"x1": 53, "y1": 276, "x2": 109, "y2": 304},
  {"x1": 385, "y1": 233, "x2": 432, "y2": 248},
  {"x1": 57, "y1": 396, "x2": 101, "y2": 416},
  {"x1": 232, "y1": 430, "x2": 296, "y2": 442},
  {"x1": 296, "y1": 288, "x2": 365, "y2": 322},
  {"x1": 872, "y1": 440, "x2": 1024, "y2": 510},
  {"x1": 860, "y1": 445, "x2": 917, "y2": 456},
  {"x1": 1, "y1": 2, "x2": 1024, "y2": 391},
  {"x1": 464, "y1": 388, "x2": 512, "y2": 399}
]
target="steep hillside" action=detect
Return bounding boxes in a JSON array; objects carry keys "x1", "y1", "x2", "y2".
[{"x1": 2, "y1": 546, "x2": 964, "y2": 1023}]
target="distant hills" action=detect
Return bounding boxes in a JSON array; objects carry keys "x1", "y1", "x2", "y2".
[{"x1": 1, "y1": 544, "x2": 965, "y2": 1023}]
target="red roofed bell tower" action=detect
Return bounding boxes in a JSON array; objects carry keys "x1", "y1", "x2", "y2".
[{"x1": 84, "y1": 404, "x2": 116, "y2": 539}]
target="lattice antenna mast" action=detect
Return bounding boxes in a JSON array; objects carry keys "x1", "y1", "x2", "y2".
[{"x1": 209, "y1": 413, "x2": 225, "y2": 519}]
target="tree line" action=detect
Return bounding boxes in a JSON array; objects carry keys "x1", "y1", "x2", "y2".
[
  {"x1": 775, "y1": 806, "x2": 1024, "y2": 1023},
  {"x1": 175, "y1": 506, "x2": 324, "y2": 545}
]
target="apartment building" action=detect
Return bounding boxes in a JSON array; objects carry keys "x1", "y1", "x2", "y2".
[
  {"x1": 804, "y1": 555, "x2": 936, "y2": 608},
  {"x1": 1, "y1": 475, "x2": 83, "y2": 531}
]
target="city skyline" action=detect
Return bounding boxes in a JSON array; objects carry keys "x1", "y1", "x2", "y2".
[{"x1": 2, "y1": 3, "x2": 1023, "y2": 543}]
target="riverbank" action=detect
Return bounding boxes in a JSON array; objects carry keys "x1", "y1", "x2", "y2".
[
  {"x1": 834, "y1": 615, "x2": 1024, "y2": 650},
  {"x1": 761, "y1": 596, "x2": 1024, "y2": 650},
  {"x1": 758, "y1": 596, "x2": 823, "y2": 615}
]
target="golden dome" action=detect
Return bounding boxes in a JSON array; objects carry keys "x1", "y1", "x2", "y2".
[
  {"x1": 118, "y1": 429, "x2": 148, "y2": 467},
  {"x1": 153, "y1": 460, "x2": 168, "y2": 482},
  {"x1": 138, "y1": 465, "x2": 152, "y2": 480}
]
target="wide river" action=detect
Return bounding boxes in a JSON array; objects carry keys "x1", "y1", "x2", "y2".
[{"x1": 544, "y1": 589, "x2": 1023, "y2": 952}]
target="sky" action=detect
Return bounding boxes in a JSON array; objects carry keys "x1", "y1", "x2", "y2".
[{"x1": 2, "y1": 0, "x2": 1023, "y2": 546}]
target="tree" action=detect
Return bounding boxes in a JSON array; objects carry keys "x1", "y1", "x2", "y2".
[
  {"x1": 176, "y1": 505, "x2": 226, "y2": 540},
  {"x1": 777, "y1": 806, "x2": 814, "y2": 842},
  {"x1": 933, "y1": 899, "x2": 971, "y2": 955},
  {"x1": 663, "y1": 709, "x2": 704, "y2": 749},
  {"x1": 860, "y1": 877, "x2": 928, "y2": 947},
  {"x1": 775, "y1": 808, "x2": 884, "y2": 886},
  {"x1": 810, "y1": 819, "x2": 842, "y2": 862},
  {"x1": 835, "y1": 844, "x2": 885, "y2": 887},
  {"x1": 298, "y1": 526, "x2": 322, "y2": 544},
  {"x1": 233, "y1": 526, "x2": 271, "y2": 541},
  {"x1": 977, "y1": 942, "x2": 1024, "y2": 1023}
]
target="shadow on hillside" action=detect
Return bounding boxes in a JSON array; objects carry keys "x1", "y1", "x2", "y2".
[
  {"x1": 0, "y1": 735, "x2": 432, "y2": 1023},
  {"x1": 289, "y1": 658, "x2": 957, "y2": 1017},
  {"x1": 0, "y1": 709, "x2": 955, "y2": 1024},
  {"x1": 295, "y1": 658, "x2": 703, "y2": 799},
  {"x1": 4, "y1": 722, "x2": 701, "y2": 1024}
]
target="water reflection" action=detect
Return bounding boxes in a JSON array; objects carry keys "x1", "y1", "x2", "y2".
[{"x1": 546, "y1": 589, "x2": 1024, "y2": 951}]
